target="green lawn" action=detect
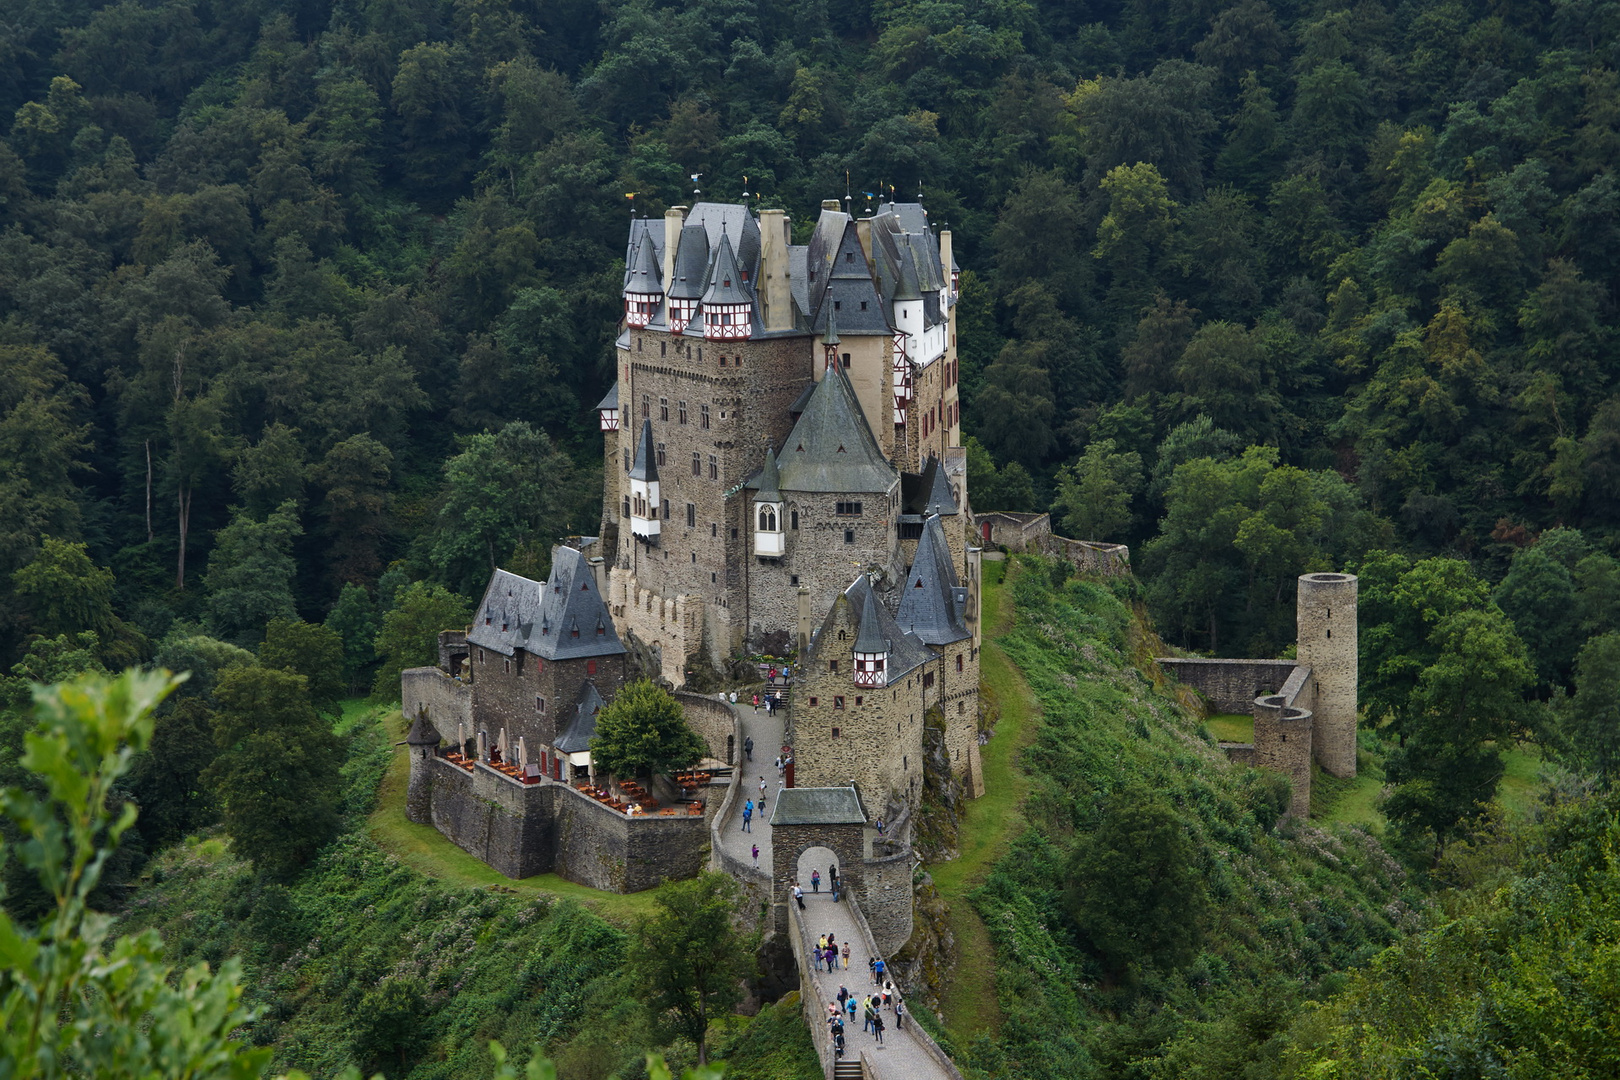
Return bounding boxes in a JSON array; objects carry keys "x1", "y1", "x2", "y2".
[
  {"x1": 1497, "y1": 742, "x2": 1544, "y2": 819},
  {"x1": 363, "y1": 704, "x2": 662, "y2": 925},
  {"x1": 1206, "y1": 713, "x2": 1254, "y2": 743},
  {"x1": 1310, "y1": 758, "x2": 1386, "y2": 830},
  {"x1": 932, "y1": 558, "x2": 1037, "y2": 1040}
]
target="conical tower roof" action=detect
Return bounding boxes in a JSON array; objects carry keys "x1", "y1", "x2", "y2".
[
  {"x1": 754, "y1": 445, "x2": 782, "y2": 502},
  {"x1": 822, "y1": 307, "x2": 840, "y2": 347},
  {"x1": 854, "y1": 584, "x2": 889, "y2": 655},
  {"x1": 629, "y1": 417, "x2": 658, "y2": 482},
  {"x1": 897, "y1": 514, "x2": 971, "y2": 645},
  {"x1": 406, "y1": 711, "x2": 440, "y2": 746},
  {"x1": 625, "y1": 232, "x2": 663, "y2": 295},
  {"x1": 701, "y1": 230, "x2": 751, "y2": 306}
]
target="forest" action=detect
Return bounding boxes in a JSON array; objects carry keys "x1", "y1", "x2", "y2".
[{"x1": 2, "y1": 0, "x2": 1620, "y2": 1076}]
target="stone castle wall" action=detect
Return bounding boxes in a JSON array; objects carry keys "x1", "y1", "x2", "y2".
[
  {"x1": 427, "y1": 758, "x2": 553, "y2": 878},
  {"x1": 860, "y1": 847, "x2": 916, "y2": 956},
  {"x1": 674, "y1": 690, "x2": 738, "y2": 764},
  {"x1": 401, "y1": 666, "x2": 471, "y2": 745},
  {"x1": 1253, "y1": 695, "x2": 1314, "y2": 819},
  {"x1": 1157, "y1": 658, "x2": 1302, "y2": 715},
  {"x1": 466, "y1": 646, "x2": 626, "y2": 759}
]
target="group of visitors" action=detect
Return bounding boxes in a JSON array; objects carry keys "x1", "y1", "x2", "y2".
[
  {"x1": 814, "y1": 931, "x2": 851, "y2": 972},
  {"x1": 830, "y1": 980, "x2": 906, "y2": 1052}
]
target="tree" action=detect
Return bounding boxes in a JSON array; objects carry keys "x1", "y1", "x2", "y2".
[
  {"x1": 259, "y1": 618, "x2": 346, "y2": 719},
  {"x1": 1561, "y1": 633, "x2": 1620, "y2": 788},
  {"x1": 325, "y1": 583, "x2": 379, "y2": 694},
  {"x1": 202, "y1": 501, "x2": 302, "y2": 648},
  {"x1": 590, "y1": 679, "x2": 706, "y2": 779},
  {"x1": 152, "y1": 632, "x2": 255, "y2": 704},
  {"x1": 0, "y1": 668, "x2": 269, "y2": 1079},
  {"x1": 1064, "y1": 795, "x2": 1209, "y2": 980},
  {"x1": 312, "y1": 433, "x2": 392, "y2": 589},
  {"x1": 0, "y1": 345, "x2": 90, "y2": 586},
  {"x1": 627, "y1": 871, "x2": 757, "y2": 1065},
  {"x1": 204, "y1": 665, "x2": 341, "y2": 877},
  {"x1": 231, "y1": 422, "x2": 306, "y2": 518},
  {"x1": 371, "y1": 581, "x2": 472, "y2": 700},
  {"x1": 126, "y1": 697, "x2": 219, "y2": 849},
  {"x1": 12, "y1": 536, "x2": 114, "y2": 639},
  {"x1": 1494, "y1": 544, "x2": 1582, "y2": 691},
  {"x1": 1052, "y1": 439, "x2": 1142, "y2": 541}
]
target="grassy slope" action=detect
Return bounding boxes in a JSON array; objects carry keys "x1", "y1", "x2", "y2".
[
  {"x1": 955, "y1": 557, "x2": 1421, "y2": 1080},
  {"x1": 931, "y1": 557, "x2": 1038, "y2": 1040}
]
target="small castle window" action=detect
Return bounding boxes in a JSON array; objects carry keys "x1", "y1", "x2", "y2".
[
  {"x1": 711, "y1": 572, "x2": 716, "y2": 582},
  {"x1": 860, "y1": 301, "x2": 867, "y2": 310},
  {"x1": 641, "y1": 394, "x2": 649, "y2": 419},
  {"x1": 830, "y1": 660, "x2": 839, "y2": 673},
  {"x1": 732, "y1": 527, "x2": 738, "y2": 539},
  {"x1": 720, "y1": 356, "x2": 727, "y2": 366},
  {"x1": 842, "y1": 353, "x2": 850, "y2": 367},
  {"x1": 832, "y1": 727, "x2": 840, "y2": 738},
  {"x1": 834, "y1": 696, "x2": 845, "y2": 709},
  {"x1": 709, "y1": 455, "x2": 718, "y2": 480},
  {"x1": 956, "y1": 654, "x2": 963, "y2": 672},
  {"x1": 504, "y1": 659, "x2": 511, "y2": 674},
  {"x1": 687, "y1": 503, "x2": 696, "y2": 527},
  {"x1": 624, "y1": 450, "x2": 631, "y2": 472},
  {"x1": 844, "y1": 529, "x2": 855, "y2": 544},
  {"x1": 834, "y1": 300, "x2": 841, "y2": 310},
  {"x1": 809, "y1": 696, "x2": 818, "y2": 706},
  {"x1": 701, "y1": 404, "x2": 711, "y2": 429},
  {"x1": 660, "y1": 397, "x2": 668, "y2": 420},
  {"x1": 692, "y1": 452, "x2": 701, "y2": 476},
  {"x1": 587, "y1": 660, "x2": 597, "y2": 675},
  {"x1": 571, "y1": 627, "x2": 580, "y2": 638},
  {"x1": 661, "y1": 498, "x2": 669, "y2": 519},
  {"x1": 758, "y1": 506, "x2": 777, "y2": 531},
  {"x1": 535, "y1": 696, "x2": 545, "y2": 711},
  {"x1": 855, "y1": 696, "x2": 863, "y2": 706},
  {"x1": 623, "y1": 496, "x2": 630, "y2": 517},
  {"x1": 656, "y1": 443, "x2": 666, "y2": 466},
  {"x1": 661, "y1": 341, "x2": 666, "y2": 356},
  {"x1": 711, "y1": 523, "x2": 717, "y2": 537},
  {"x1": 790, "y1": 510, "x2": 799, "y2": 529},
  {"x1": 791, "y1": 574, "x2": 800, "y2": 585},
  {"x1": 923, "y1": 672, "x2": 934, "y2": 689},
  {"x1": 836, "y1": 501, "x2": 863, "y2": 516},
  {"x1": 679, "y1": 401, "x2": 688, "y2": 424}
]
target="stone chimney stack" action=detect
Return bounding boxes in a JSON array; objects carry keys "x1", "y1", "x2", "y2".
[
  {"x1": 939, "y1": 228, "x2": 953, "y2": 290},
  {"x1": 759, "y1": 208, "x2": 793, "y2": 332},
  {"x1": 797, "y1": 585, "x2": 812, "y2": 654},
  {"x1": 663, "y1": 205, "x2": 687, "y2": 293}
]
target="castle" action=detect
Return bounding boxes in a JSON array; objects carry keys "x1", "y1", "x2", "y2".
[{"x1": 402, "y1": 197, "x2": 985, "y2": 901}]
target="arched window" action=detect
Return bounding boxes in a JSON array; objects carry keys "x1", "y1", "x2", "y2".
[{"x1": 758, "y1": 506, "x2": 777, "y2": 531}]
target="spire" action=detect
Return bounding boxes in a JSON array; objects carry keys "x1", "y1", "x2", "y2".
[
  {"x1": 755, "y1": 445, "x2": 782, "y2": 502},
  {"x1": 405, "y1": 711, "x2": 440, "y2": 746},
  {"x1": 822, "y1": 307, "x2": 840, "y2": 347},
  {"x1": 701, "y1": 231, "x2": 751, "y2": 306},
  {"x1": 854, "y1": 583, "x2": 889, "y2": 656},
  {"x1": 625, "y1": 232, "x2": 664, "y2": 295},
  {"x1": 629, "y1": 417, "x2": 658, "y2": 482},
  {"x1": 897, "y1": 514, "x2": 970, "y2": 645}
]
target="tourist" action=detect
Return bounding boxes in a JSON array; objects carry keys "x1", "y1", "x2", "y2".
[
  {"x1": 894, "y1": 997, "x2": 906, "y2": 1030},
  {"x1": 872, "y1": 1009, "x2": 885, "y2": 1046},
  {"x1": 863, "y1": 998, "x2": 875, "y2": 1033},
  {"x1": 742, "y1": 799, "x2": 753, "y2": 832},
  {"x1": 845, "y1": 996, "x2": 857, "y2": 1025},
  {"x1": 818, "y1": 933, "x2": 827, "y2": 954},
  {"x1": 758, "y1": 792, "x2": 767, "y2": 817},
  {"x1": 793, "y1": 882, "x2": 805, "y2": 910},
  {"x1": 873, "y1": 956, "x2": 886, "y2": 984},
  {"x1": 730, "y1": 690, "x2": 738, "y2": 705},
  {"x1": 826, "y1": 943, "x2": 838, "y2": 971},
  {"x1": 875, "y1": 817, "x2": 886, "y2": 836},
  {"x1": 753, "y1": 693, "x2": 760, "y2": 711},
  {"x1": 758, "y1": 775, "x2": 767, "y2": 799},
  {"x1": 811, "y1": 869, "x2": 821, "y2": 893},
  {"x1": 837, "y1": 985, "x2": 849, "y2": 1007},
  {"x1": 882, "y1": 981, "x2": 893, "y2": 1009},
  {"x1": 751, "y1": 843, "x2": 759, "y2": 868},
  {"x1": 743, "y1": 734, "x2": 752, "y2": 759},
  {"x1": 842, "y1": 941, "x2": 851, "y2": 968}
]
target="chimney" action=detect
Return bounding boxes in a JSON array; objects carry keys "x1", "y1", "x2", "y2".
[
  {"x1": 797, "y1": 585, "x2": 812, "y2": 655},
  {"x1": 821, "y1": 199, "x2": 840, "y2": 212},
  {"x1": 939, "y1": 228, "x2": 953, "y2": 292},
  {"x1": 663, "y1": 206, "x2": 687, "y2": 294},
  {"x1": 759, "y1": 208, "x2": 793, "y2": 332},
  {"x1": 854, "y1": 217, "x2": 873, "y2": 268},
  {"x1": 588, "y1": 555, "x2": 608, "y2": 598}
]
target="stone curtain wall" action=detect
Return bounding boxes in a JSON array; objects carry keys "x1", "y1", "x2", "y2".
[
  {"x1": 860, "y1": 847, "x2": 916, "y2": 956},
  {"x1": 428, "y1": 758, "x2": 553, "y2": 878},
  {"x1": 674, "y1": 690, "x2": 737, "y2": 764},
  {"x1": 1031, "y1": 534, "x2": 1131, "y2": 576},
  {"x1": 401, "y1": 667, "x2": 471, "y2": 745},
  {"x1": 1157, "y1": 658, "x2": 1303, "y2": 715},
  {"x1": 1253, "y1": 695, "x2": 1314, "y2": 819},
  {"x1": 770, "y1": 821, "x2": 867, "y2": 940}
]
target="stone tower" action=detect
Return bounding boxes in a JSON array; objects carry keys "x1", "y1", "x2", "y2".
[
  {"x1": 1296, "y1": 572, "x2": 1358, "y2": 778},
  {"x1": 1253, "y1": 694, "x2": 1313, "y2": 819},
  {"x1": 404, "y1": 709, "x2": 441, "y2": 824}
]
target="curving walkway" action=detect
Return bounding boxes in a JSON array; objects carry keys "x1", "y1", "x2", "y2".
[
  {"x1": 793, "y1": 890, "x2": 959, "y2": 1080},
  {"x1": 715, "y1": 695, "x2": 786, "y2": 875}
]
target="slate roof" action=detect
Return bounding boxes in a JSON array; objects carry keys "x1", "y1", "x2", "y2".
[
  {"x1": 595, "y1": 382, "x2": 619, "y2": 412},
  {"x1": 770, "y1": 785, "x2": 866, "y2": 826},
  {"x1": 625, "y1": 231, "x2": 663, "y2": 295},
  {"x1": 667, "y1": 223, "x2": 710, "y2": 300},
  {"x1": 809, "y1": 223, "x2": 892, "y2": 336},
  {"x1": 901, "y1": 455, "x2": 959, "y2": 517},
  {"x1": 629, "y1": 418, "x2": 657, "y2": 482},
  {"x1": 467, "y1": 547, "x2": 624, "y2": 661},
  {"x1": 554, "y1": 680, "x2": 605, "y2": 753},
  {"x1": 701, "y1": 229, "x2": 752, "y2": 306},
  {"x1": 808, "y1": 575, "x2": 934, "y2": 685},
  {"x1": 622, "y1": 218, "x2": 664, "y2": 289},
  {"x1": 775, "y1": 362, "x2": 897, "y2": 495},
  {"x1": 896, "y1": 515, "x2": 971, "y2": 646},
  {"x1": 405, "y1": 710, "x2": 441, "y2": 746},
  {"x1": 754, "y1": 445, "x2": 782, "y2": 502}
]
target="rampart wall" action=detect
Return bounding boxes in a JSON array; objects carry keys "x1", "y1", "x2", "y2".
[{"x1": 1156, "y1": 658, "x2": 1302, "y2": 714}]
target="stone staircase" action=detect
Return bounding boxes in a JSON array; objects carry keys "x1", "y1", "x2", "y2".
[{"x1": 833, "y1": 1059, "x2": 863, "y2": 1080}]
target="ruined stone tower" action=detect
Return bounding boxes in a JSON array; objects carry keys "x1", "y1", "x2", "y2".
[
  {"x1": 1296, "y1": 572, "x2": 1358, "y2": 779},
  {"x1": 404, "y1": 709, "x2": 441, "y2": 825},
  {"x1": 1253, "y1": 694, "x2": 1313, "y2": 819}
]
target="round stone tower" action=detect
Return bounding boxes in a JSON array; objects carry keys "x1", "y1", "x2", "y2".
[
  {"x1": 404, "y1": 710, "x2": 441, "y2": 825},
  {"x1": 1253, "y1": 694, "x2": 1313, "y2": 819},
  {"x1": 1296, "y1": 572, "x2": 1358, "y2": 779}
]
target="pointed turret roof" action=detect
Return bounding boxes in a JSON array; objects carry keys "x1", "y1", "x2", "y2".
[
  {"x1": 775, "y1": 363, "x2": 896, "y2": 494},
  {"x1": 595, "y1": 382, "x2": 619, "y2": 411},
  {"x1": 754, "y1": 445, "x2": 782, "y2": 502},
  {"x1": 701, "y1": 230, "x2": 751, "y2": 306},
  {"x1": 554, "y1": 681, "x2": 605, "y2": 754},
  {"x1": 822, "y1": 307, "x2": 840, "y2": 347},
  {"x1": 467, "y1": 547, "x2": 624, "y2": 661},
  {"x1": 668, "y1": 224, "x2": 710, "y2": 300},
  {"x1": 902, "y1": 455, "x2": 959, "y2": 516},
  {"x1": 897, "y1": 514, "x2": 971, "y2": 646},
  {"x1": 406, "y1": 710, "x2": 441, "y2": 746},
  {"x1": 629, "y1": 418, "x2": 657, "y2": 482},
  {"x1": 854, "y1": 587, "x2": 889, "y2": 654},
  {"x1": 625, "y1": 232, "x2": 663, "y2": 295}
]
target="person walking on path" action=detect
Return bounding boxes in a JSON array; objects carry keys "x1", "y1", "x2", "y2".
[
  {"x1": 758, "y1": 791, "x2": 767, "y2": 818},
  {"x1": 751, "y1": 843, "x2": 759, "y2": 868},
  {"x1": 793, "y1": 883, "x2": 805, "y2": 910},
  {"x1": 837, "y1": 985, "x2": 849, "y2": 1009},
  {"x1": 894, "y1": 998, "x2": 906, "y2": 1031},
  {"x1": 825, "y1": 943, "x2": 837, "y2": 971},
  {"x1": 841, "y1": 941, "x2": 851, "y2": 968},
  {"x1": 872, "y1": 1009, "x2": 885, "y2": 1047},
  {"x1": 741, "y1": 800, "x2": 753, "y2": 832},
  {"x1": 759, "y1": 775, "x2": 767, "y2": 799},
  {"x1": 845, "y1": 996, "x2": 857, "y2": 1025},
  {"x1": 811, "y1": 869, "x2": 821, "y2": 893},
  {"x1": 818, "y1": 934, "x2": 827, "y2": 956},
  {"x1": 753, "y1": 693, "x2": 760, "y2": 712},
  {"x1": 863, "y1": 998, "x2": 876, "y2": 1034},
  {"x1": 743, "y1": 734, "x2": 752, "y2": 759}
]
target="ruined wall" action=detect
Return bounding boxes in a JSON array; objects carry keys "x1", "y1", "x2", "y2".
[
  {"x1": 1253, "y1": 695, "x2": 1313, "y2": 819},
  {"x1": 1157, "y1": 658, "x2": 1302, "y2": 715},
  {"x1": 860, "y1": 847, "x2": 916, "y2": 957},
  {"x1": 550, "y1": 784, "x2": 709, "y2": 893},
  {"x1": 1032, "y1": 534, "x2": 1132, "y2": 576}
]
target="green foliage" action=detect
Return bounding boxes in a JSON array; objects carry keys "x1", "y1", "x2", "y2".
[
  {"x1": 370, "y1": 581, "x2": 472, "y2": 700},
  {"x1": 627, "y1": 871, "x2": 758, "y2": 1065},
  {"x1": 324, "y1": 583, "x2": 379, "y2": 694},
  {"x1": 12, "y1": 537, "x2": 114, "y2": 640},
  {"x1": 589, "y1": 679, "x2": 706, "y2": 780},
  {"x1": 0, "y1": 668, "x2": 269, "y2": 1080},
  {"x1": 205, "y1": 665, "x2": 341, "y2": 877},
  {"x1": 1052, "y1": 438, "x2": 1142, "y2": 541},
  {"x1": 260, "y1": 618, "x2": 346, "y2": 720},
  {"x1": 203, "y1": 502, "x2": 303, "y2": 648}
]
